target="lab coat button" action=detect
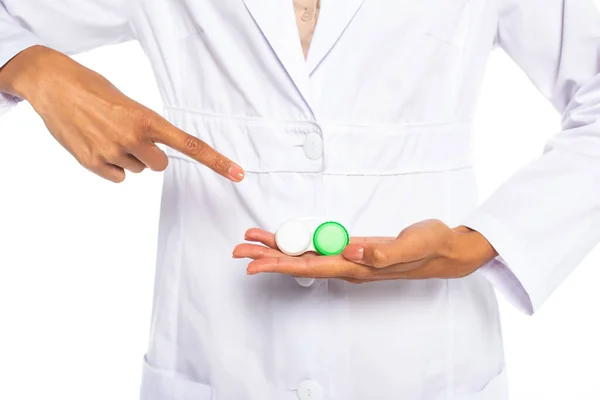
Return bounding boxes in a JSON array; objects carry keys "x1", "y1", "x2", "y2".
[
  {"x1": 295, "y1": 277, "x2": 315, "y2": 287},
  {"x1": 297, "y1": 380, "x2": 323, "y2": 400},
  {"x1": 303, "y1": 134, "x2": 323, "y2": 160}
]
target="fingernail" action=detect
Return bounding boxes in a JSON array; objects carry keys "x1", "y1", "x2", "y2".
[
  {"x1": 345, "y1": 246, "x2": 364, "y2": 261},
  {"x1": 228, "y1": 165, "x2": 245, "y2": 182}
]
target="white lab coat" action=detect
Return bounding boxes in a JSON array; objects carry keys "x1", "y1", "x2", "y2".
[{"x1": 2, "y1": 0, "x2": 600, "y2": 399}]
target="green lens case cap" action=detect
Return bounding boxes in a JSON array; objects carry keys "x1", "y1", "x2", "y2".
[{"x1": 313, "y1": 221, "x2": 350, "y2": 256}]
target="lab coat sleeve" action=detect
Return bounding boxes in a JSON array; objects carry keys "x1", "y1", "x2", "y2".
[
  {"x1": 0, "y1": 0, "x2": 134, "y2": 114},
  {"x1": 462, "y1": 0, "x2": 600, "y2": 315}
]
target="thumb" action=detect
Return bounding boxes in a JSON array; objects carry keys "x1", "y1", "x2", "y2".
[{"x1": 343, "y1": 240, "x2": 406, "y2": 268}]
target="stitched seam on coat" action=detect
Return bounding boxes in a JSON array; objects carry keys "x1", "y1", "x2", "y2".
[
  {"x1": 165, "y1": 154, "x2": 473, "y2": 175},
  {"x1": 164, "y1": 105, "x2": 473, "y2": 129}
]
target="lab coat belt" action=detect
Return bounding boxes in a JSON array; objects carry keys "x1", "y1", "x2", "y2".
[{"x1": 164, "y1": 107, "x2": 473, "y2": 175}]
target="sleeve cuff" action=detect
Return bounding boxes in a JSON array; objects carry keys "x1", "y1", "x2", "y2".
[
  {"x1": 461, "y1": 210, "x2": 543, "y2": 315},
  {"x1": 0, "y1": 35, "x2": 43, "y2": 115}
]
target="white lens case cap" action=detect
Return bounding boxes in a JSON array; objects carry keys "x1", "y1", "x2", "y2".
[{"x1": 275, "y1": 219, "x2": 313, "y2": 256}]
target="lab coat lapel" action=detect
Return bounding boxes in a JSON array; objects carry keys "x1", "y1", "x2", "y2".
[
  {"x1": 306, "y1": 0, "x2": 366, "y2": 75},
  {"x1": 242, "y1": 0, "x2": 312, "y2": 109}
]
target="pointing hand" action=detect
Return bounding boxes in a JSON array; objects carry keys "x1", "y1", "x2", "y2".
[{"x1": 0, "y1": 46, "x2": 245, "y2": 183}]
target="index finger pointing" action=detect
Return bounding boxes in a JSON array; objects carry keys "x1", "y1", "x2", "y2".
[{"x1": 151, "y1": 118, "x2": 245, "y2": 182}]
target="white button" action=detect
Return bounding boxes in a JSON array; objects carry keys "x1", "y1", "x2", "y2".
[
  {"x1": 297, "y1": 380, "x2": 323, "y2": 400},
  {"x1": 303, "y1": 134, "x2": 323, "y2": 160},
  {"x1": 295, "y1": 277, "x2": 315, "y2": 287}
]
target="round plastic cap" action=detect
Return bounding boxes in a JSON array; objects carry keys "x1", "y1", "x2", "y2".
[
  {"x1": 313, "y1": 222, "x2": 350, "y2": 256},
  {"x1": 275, "y1": 219, "x2": 312, "y2": 256}
]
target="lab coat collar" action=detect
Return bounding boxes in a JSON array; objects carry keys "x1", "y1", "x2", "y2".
[
  {"x1": 242, "y1": 0, "x2": 366, "y2": 112},
  {"x1": 242, "y1": 0, "x2": 313, "y2": 111},
  {"x1": 306, "y1": 0, "x2": 366, "y2": 75}
]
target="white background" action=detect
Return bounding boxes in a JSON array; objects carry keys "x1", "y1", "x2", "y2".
[{"x1": 1, "y1": 35, "x2": 600, "y2": 400}]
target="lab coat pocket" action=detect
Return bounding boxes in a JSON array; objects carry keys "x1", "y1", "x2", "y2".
[
  {"x1": 425, "y1": 0, "x2": 473, "y2": 48},
  {"x1": 140, "y1": 356, "x2": 216, "y2": 400}
]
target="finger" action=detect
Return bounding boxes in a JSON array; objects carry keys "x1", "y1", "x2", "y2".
[
  {"x1": 340, "y1": 262, "x2": 429, "y2": 282},
  {"x1": 343, "y1": 237, "x2": 395, "y2": 264},
  {"x1": 349, "y1": 237, "x2": 395, "y2": 245},
  {"x1": 362, "y1": 241, "x2": 414, "y2": 268},
  {"x1": 150, "y1": 118, "x2": 245, "y2": 182},
  {"x1": 343, "y1": 241, "x2": 408, "y2": 268},
  {"x1": 372, "y1": 260, "x2": 425, "y2": 275},
  {"x1": 233, "y1": 243, "x2": 284, "y2": 260},
  {"x1": 341, "y1": 277, "x2": 365, "y2": 284},
  {"x1": 244, "y1": 228, "x2": 278, "y2": 249},
  {"x1": 340, "y1": 276, "x2": 388, "y2": 284},
  {"x1": 93, "y1": 163, "x2": 126, "y2": 183},
  {"x1": 342, "y1": 273, "x2": 420, "y2": 282},
  {"x1": 344, "y1": 239, "x2": 428, "y2": 268},
  {"x1": 368, "y1": 269, "x2": 429, "y2": 280},
  {"x1": 112, "y1": 154, "x2": 146, "y2": 174},
  {"x1": 131, "y1": 143, "x2": 169, "y2": 172},
  {"x1": 247, "y1": 256, "x2": 371, "y2": 279}
]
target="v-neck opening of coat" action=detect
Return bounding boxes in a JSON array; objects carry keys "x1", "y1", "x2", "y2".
[{"x1": 293, "y1": 0, "x2": 321, "y2": 61}]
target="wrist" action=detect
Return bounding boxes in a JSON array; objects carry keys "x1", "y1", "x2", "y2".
[
  {"x1": 450, "y1": 225, "x2": 498, "y2": 270},
  {"x1": 0, "y1": 45, "x2": 52, "y2": 100}
]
